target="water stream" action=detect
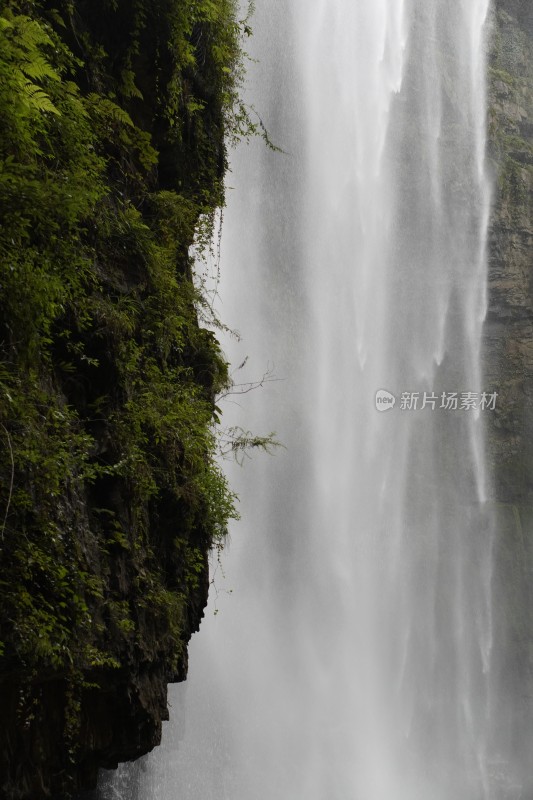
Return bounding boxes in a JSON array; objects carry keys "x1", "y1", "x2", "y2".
[{"x1": 96, "y1": 1, "x2": 521, "y2": 797}]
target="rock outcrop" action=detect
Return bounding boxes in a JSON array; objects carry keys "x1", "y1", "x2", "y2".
[{"x1": 0, "y1": 1, "x2": 245, "y2": 796}]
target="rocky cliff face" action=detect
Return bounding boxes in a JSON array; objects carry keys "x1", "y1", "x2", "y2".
[
  {"x1": 485, "y1": 0, "x2": 533, "y2": 771},
  {"x1": 0, "y1": 1, "x2": 245, "y2": 797},
  {"x1": 486, "y1": 0, "x2": 533, "y2": 503}
]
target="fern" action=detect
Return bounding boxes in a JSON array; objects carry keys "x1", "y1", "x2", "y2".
[
  {"x1": 86, "y1": 93, "x2": 135, "y2": 127},
  {"x1": 20, "y1": 54, "x2": 60, "y2": 82},
  {"x1": 22, "y1": 81, "x2": 60, "y2": 115},
  {"x1": 0, "y1": 12, "x2": 61, "y2": 118},
  {"x1": 120, "y1": 68, "x2": 144, "y2": 100}
]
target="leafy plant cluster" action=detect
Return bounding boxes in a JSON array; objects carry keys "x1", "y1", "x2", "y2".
[{"x1": 0, "y1": 0, "x2": 256, "y2": 791}]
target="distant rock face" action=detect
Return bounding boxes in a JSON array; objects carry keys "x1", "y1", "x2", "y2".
[
  {"x1": 485, "y1": 0, "x2": 533, "y2": 503},
  {"x1": 484, "y1": 0, "x2": 533, "y2": 769}
]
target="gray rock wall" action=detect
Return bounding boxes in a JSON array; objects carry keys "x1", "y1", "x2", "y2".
[
  {"x1": 486, "y1": 1, "x2": 533, "y2": 503},
  {"x1": 485, "y1": 1, "x2": 533, "y2": 772}
]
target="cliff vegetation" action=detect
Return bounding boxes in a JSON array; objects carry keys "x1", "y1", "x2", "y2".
[{"x1": 0, "y1": 0, "x2": 255, "y2": 796}]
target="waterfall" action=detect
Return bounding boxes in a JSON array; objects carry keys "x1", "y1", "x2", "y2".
[{"x1": 96, "y1": 1, "x2": 524, "y2": 798}]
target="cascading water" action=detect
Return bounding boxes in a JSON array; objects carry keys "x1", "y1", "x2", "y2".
[{"x1": 96, "y1": 1, "x2": 527, "y2": 798}]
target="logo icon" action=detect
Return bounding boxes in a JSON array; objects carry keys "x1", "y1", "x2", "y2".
[{"x1": 375, "y1": 389, "x2": 396, "y2": 412}]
